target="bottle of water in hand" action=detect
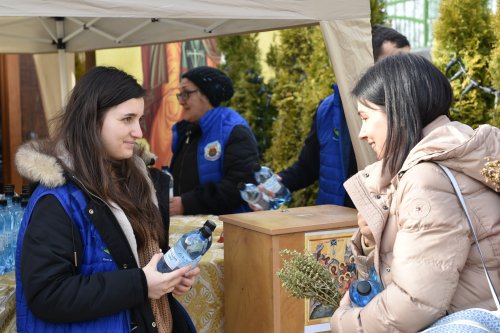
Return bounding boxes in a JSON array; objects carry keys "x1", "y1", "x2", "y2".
[
  {"x1": 238, "y1": 182, "x2": 276, "y2": 210},
  {"x1": 349, "y1": 266, "x2": 383, "y2": 307},
  {"x1": 157, "y1": 220, "x2": 216, "y2": 273},
  {"x1": 253, "y1": 164, "x2": 291, "y2": 206}
]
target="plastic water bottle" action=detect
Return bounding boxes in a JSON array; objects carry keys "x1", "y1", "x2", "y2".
[
  {"x1": 161, "y1": 166, "x2": 174, "y2": 198},
  {"x1": 238, "y1": 182, "x2": 276, "y2": 210},
  {"x1": 0, "y1": 198, "x2": 15, "y2": 273},
  {"x1": 253, "y1": 165, "x2": 291, "y2": 206},
  {"x1": 4, "y1": 184, "x2": 15, "y2": 208},
  {"x1": 349, "y1": 266, "x2": 383, "y2": 307},
  {"x1": 157, "y1": 220, "x2": 216, "y2": 273}
]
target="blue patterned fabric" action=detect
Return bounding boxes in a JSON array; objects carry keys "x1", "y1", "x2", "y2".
[{"x1": 420, "y1": 308, "x2": 500, "y2": 333}]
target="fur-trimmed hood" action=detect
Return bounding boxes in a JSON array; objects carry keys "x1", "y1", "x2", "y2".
[
  {"x1": 16, "y1": 141, "x2": 66, "y2": 188},
  {"x1": 16, "y1": 140, "x2": 159, "y2": 265}
]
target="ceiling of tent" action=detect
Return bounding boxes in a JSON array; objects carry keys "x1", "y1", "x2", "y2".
[{"x1": 0, "y1": 0, "x2": 369, "y2": 53}]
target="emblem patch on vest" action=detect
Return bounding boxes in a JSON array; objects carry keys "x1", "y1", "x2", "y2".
[{"x1": 204, "y1": 141, "x2": 222, "y2": 161}]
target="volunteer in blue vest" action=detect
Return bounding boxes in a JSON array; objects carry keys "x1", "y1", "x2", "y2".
[
  {"x1": 169, "y1": 66, "x2": 259, "y2": 215},
  {"x1": 276, "y1": 25, "x2": 410, "y2": 207},
  {"x1": 15, "y1": 66, "x2": 198, "y2": 333}
]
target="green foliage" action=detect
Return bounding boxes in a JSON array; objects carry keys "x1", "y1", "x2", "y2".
[
  {"x1": 370, "y1": 0, "x2": 387, "y2": 25},
  {"x1": 277, "y1": 249, "x2": 341, "y2": 308},
  {"x1": 217, "y1": 34, "x2": 277, "y2": 154},
  {"x1": 263, "y1": 26, "x2": 334, "y2": 207},
  {"x1": 432, "y1": 0, "x2": 495, "y2": 127},
  {"x1": 488, "y1": 0, "x2": 500, "y2": 127}
]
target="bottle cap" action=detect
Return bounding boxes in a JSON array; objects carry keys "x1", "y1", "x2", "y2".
[
  {"x1": 199, "y1": 220, "x2": 217, "y2": 238},
  {"x1": 356, "y1": 280, "x2": 372, "y2": 296},
  {"x1": 204, "y1": 220, "x2": 217, "y2": 231},
  {"x1": 4, "y1": 184, "x2": 15, "y2": 195}
]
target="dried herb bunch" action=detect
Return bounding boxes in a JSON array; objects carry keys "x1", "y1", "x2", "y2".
[
  {"x1": 481, "y1": 158, "x2": 500, "y2": 192},
  {"x1": 277, "y1": 249, "x2": 341, "y2": 308}
]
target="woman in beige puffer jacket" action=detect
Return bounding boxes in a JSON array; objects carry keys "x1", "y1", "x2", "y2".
[{"x1": 330, "y1": 53, "x2": 500, "y2": 333}]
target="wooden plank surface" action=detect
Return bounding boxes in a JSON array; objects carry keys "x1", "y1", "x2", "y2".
[{"x1": 220, "y1": 205, "x2": 358, "y2": 235}]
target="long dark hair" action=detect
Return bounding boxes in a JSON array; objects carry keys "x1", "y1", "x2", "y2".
[
  {"x1": 50, "y1": 66, "x2": 164, "y2": 249},
  {"x1": 352, "y1": 53, "x2": 453, "y2": 178}
]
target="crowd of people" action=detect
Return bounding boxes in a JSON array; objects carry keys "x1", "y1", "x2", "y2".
[{"x1": 14, "y1": 24, "x2": 499, "y2": 333}]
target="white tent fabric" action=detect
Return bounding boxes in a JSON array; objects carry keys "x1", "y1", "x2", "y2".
[{"x1": 0, "y1": 0, "x2": 376, "y2": 168}]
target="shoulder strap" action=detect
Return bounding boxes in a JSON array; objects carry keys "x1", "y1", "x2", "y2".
[{"x1": 437, "y1": 163, "x2": 500, "y2": 310}]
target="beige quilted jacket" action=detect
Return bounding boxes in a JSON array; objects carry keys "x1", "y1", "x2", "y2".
[{"x1": 331, "y1": 116, "x2": 500, "y2": 333}]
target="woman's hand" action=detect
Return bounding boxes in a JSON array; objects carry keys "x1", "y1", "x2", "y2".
[
  {"x1": 173, "y1": 266, "x2": 201, "y2": 296},
  {"x1": 169, "y1": 196, "x2": 184, "y2": 216},
  {"x1": 142, "y1": 253, "x2": 191, "y2": 299},
  {"x1": 357, "y1": 213, "x2": 375, "y2": 247}
]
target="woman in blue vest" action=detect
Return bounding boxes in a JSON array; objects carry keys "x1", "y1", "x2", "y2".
[
  {"x1": 169, "y1": 66, "x2": 259, "y2": 215},
  {"x1": 15, "y1": 66, "x2": 199, "y2": 333}
]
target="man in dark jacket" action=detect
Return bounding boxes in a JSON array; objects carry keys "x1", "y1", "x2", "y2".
[{"x1": 169, "y1": 66, "x2": 259, "y2": 215}]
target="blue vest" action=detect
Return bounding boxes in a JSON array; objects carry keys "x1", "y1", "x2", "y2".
[
  {"x1": 16, "y1": 183, "x2": 130, "y2": 333},
  {"x1": 316, "y1": 84, "x2": 352, "y2": 205},
  {"x1": 172, "y1": 107, "x2": 252, "y2": 213}
]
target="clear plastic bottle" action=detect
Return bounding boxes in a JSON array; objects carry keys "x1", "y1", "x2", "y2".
[
  {"x1": 161, "y1": 166, "x2": 174, "y2": 198},
  {"x1": 0, "y1": 198, "x2": 15, "y2": 273},
  {"x1": 349, "y1": 266, "x2": 383, "y2": 307},
  {"x1": 253, "y1": 165, "x2": 291, "y2": 206},
  {"x1": 157, "y1": 220, "x2": 216, "y2": 273},
  {"x1": 238, "y1": 182, "x2": 275, "y2": 210}
]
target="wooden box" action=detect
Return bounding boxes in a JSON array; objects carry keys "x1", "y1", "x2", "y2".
[{"x1": 220, "y1": 205, "x2": 358, "y2": 333}]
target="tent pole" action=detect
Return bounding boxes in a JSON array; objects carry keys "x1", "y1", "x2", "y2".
[
  {"x1": 56, "y1": 18, "x2": 68, "y2": 107},
  {"x1": 58, "y1": 49, "x2": 68, "y2": 107}
]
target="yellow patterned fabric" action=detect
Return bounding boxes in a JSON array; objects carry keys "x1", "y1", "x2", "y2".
[
  {"x1": 169, "y1": 215, "x2": 224, "y2": 333},
  {"x1": 0, "y1": 272, "x2": 16, "y2": 333}
]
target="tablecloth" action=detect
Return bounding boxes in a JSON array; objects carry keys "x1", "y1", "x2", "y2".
[
  {"x1": 0, "y1": 272, "x2": 16, "y2": 333},
  {"x1": 169, "y1": 215, "x2": 224, "y2": 333}
]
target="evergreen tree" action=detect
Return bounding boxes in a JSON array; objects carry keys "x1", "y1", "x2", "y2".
[
  {"x1": 263, "y1": 26, "x2": 334, "y2": 206},
  {"x1": 370, "y1": 0, "x2": 386, "y2": 25},
  {"x1": 488, "y1": 0, "x2": 500, "y2": 127},
  {"x1": 262, "y1": 2, "x2": 387, "y2": 207},
  {"x1": 217, "y1": 34, "x2": 276, "y2": 154},
  {"x1": 432, "y1": 0, "x2": 495, "y2": 127}
]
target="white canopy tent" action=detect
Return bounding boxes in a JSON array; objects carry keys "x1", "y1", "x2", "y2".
[{"x1": 0, "y1": 0, "x2": 376, "y2": 168}]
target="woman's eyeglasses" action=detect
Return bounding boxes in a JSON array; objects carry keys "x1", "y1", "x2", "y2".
[{"x1": 176, "y1": 89, "x2": 198, "y2": 102}]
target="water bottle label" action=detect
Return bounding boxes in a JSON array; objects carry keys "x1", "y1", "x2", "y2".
[
  {"x1": 164, "y1": 250, "x2": 183, "y2": 269},
  {"x1": 263, "y1": 176, "x2": 281, "y2": 193}
]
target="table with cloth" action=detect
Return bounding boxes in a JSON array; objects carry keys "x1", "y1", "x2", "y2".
[
  {"x1": 0, "y1": 272, "x2": 16, "y2": 333},
  {"x1": 170, "y1": 215, "x2": 224, "y2": 333},
  {"x1": 0, "y1": 215, "x2": 224, "y2": 333}
]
